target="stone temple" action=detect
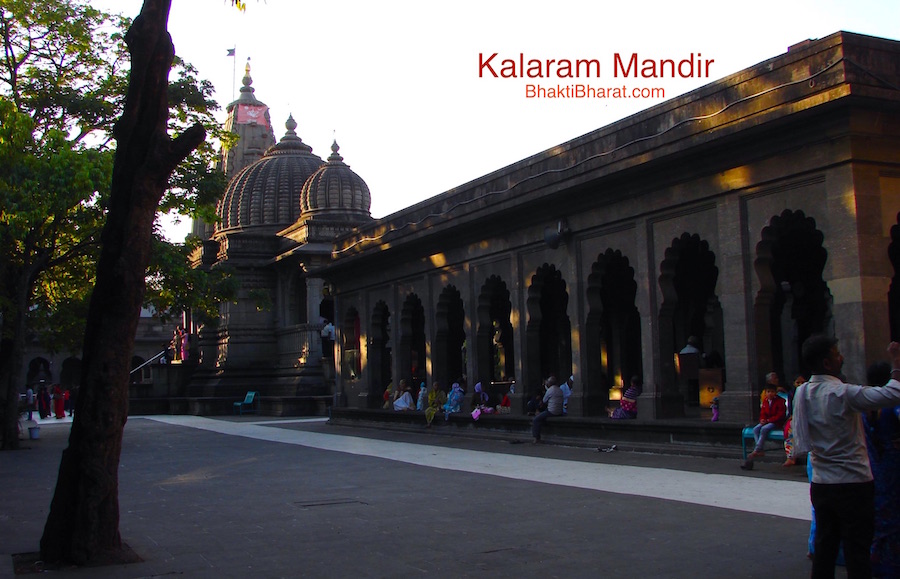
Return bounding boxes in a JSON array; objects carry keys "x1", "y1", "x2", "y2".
[
  {"x1": 171, "y1": 31, "x2": 900, "y2": 424},
  {"x1": 183, "y1": 61, "x2": 372, "y2": 414}
]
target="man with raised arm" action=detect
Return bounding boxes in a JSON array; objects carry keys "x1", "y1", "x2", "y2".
[{"x1": 792, "y1": 336, "x2": 900, "y2": 578}]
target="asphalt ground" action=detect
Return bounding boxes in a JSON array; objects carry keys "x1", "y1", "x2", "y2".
[{"x1": 0, "y1": 415, "x2": 833, "y2": 578}]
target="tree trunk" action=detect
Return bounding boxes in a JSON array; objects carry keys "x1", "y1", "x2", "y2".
[
  {"x1": 0, "y1": 262, "x2": 44, "y2": 451},
  {"x1": 0, "y1": 298, "x2": 26, "y2": 451},
  {"x1": 39, "y1": 0, "x2": 204, "y2": 565}
]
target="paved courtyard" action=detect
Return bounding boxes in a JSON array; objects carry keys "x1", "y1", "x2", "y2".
[{"x1": 1, "y1": 415, "x2": 827, "y2": 578}]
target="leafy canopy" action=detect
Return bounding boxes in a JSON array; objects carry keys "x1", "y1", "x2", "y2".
[{"x1": 0, "y1": 0, "x2": 233, "y2": 353}]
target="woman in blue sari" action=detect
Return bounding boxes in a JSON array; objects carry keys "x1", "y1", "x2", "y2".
[{"x1": 443, "y1": 382, "x2": 464, "y2": 420}]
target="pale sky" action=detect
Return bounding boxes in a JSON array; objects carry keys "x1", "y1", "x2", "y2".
[{"x1": 89, "y1": 0, "x2": 900, "y2": 241}]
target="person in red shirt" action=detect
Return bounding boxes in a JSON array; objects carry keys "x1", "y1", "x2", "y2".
[{"x1": 747, "y1": 381, "x2": 787, "y2": 459}]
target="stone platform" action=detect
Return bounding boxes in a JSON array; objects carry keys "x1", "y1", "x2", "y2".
[{"x1": 328, "y1": 407, "x2": 781, "y2": 460}]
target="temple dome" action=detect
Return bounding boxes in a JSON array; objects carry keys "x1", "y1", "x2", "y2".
[
  {"x1": 300, "y1": 140, "x2": 372, "y2": 222},
  {"x1": 216, "y1": 115, "x2": 324, "y2": 232}
]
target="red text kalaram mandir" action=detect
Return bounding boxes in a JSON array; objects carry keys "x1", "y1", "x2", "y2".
[{"x1": 478, "y1": 52, "x2": 715, "y2": 79}]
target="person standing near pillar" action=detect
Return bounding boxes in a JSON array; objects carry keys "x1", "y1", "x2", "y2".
[{"x1": 320, "y1": 319, "x2": 335, "y2": 359}]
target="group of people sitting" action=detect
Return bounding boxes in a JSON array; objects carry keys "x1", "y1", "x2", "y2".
[
  {"x1": 383, "y1": 372, "x2": 644, "y2": 445},
  {"x1": 383, "y1": 379, "x2": 514, "y2": 426},
  {"x1": 527, "y1": 374, "x2": 642, "y2": 443}
]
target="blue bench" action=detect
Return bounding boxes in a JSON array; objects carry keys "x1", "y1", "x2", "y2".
[
  {"x1": 233, "y1": 391, "x2": 260, "y2": 415},
  {"x1": 741, "y1": 391, "x2": 790, "y2": 459},
  {"x1": 741, "y1": 425, "x2": 785, "y2": 459}
]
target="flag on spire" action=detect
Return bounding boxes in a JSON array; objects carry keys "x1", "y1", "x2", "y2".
[{"x1": 226, "y1": 48, "x2": 236, "y2": 57}]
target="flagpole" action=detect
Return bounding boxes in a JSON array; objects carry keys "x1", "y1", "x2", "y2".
[{"x1": 228, "y1": 46, "x2": 237, "y2": 102}]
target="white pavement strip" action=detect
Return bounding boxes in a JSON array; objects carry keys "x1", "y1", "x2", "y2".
[{"x1": 144, "y1": 415, "x2": 811, "y2": 521}]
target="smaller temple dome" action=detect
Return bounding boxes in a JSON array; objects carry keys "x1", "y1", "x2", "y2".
[
  {"x1": 216, "y1": 116, "x2": 324, "y2": 232},
  {"x1": 300, "y1": 140, "x2": 372, "y2": 222}
]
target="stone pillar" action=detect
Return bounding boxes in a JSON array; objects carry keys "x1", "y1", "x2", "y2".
[
  {"x1": 306, "y1": 277, "x2": 325, "y2": 361},
  {"x1": 716, "y1": 195, "x2": 756, "y2": 423},
  {"x1": 331, "y1": 292, "x2": 345, "y2": 407},
  {"x1": 196, "y1": 323, "x2": 217, "y2": 369},
  {"x1": 634, "y1": 217, "x2": 662, "y2": 419},
  {"x1": 838, "y1": 168, "x2": 900, "y2": 382}
]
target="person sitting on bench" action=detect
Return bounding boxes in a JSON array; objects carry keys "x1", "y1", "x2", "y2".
[{"x1": 747, "y1": 378, "x2": 787, "y2": 460}]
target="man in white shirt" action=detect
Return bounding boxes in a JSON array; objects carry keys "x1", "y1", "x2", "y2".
[{"x1": 792, "y1": 335, "x2": 900, "y2": 578}]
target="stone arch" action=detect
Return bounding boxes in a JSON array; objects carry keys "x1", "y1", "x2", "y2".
[
  {"x1": 369, "y1": 301, "x2": 392, "y2": 407},
  {"x1": 525, "y1": 264, "x2": 571, "y2": 397},
  {"x1": 26, "y1": 357, "x2": 52, "y2": 386},
  {"x1": 399, "y1": 293, "x2": 426, "y2": 387},
  {"x1": 475, "y1": 275, "x2": 515, "y2": 388},
  {"x1": 889, "y1": 212, "x2": 900, "y2": 341},
  {"x1": 754, "y1": 209, "x2": 832, "y2": 382},
  {"x1": 585, "y1": 249, "x2": 642, "y2": 415},
  {"x1": 341, "y1": 307, "x2": 361, "y2": 381},
  {"x1": 658, "y1": 233, "x2": 724, "y2": 415},
  {"x1": 434, "y1": 285, "x2": 466, "y2": 388}
]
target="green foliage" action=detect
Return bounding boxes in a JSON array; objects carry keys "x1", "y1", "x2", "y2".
[
  {"x1": 0, "y1": 98, "x2": 111, "y2": 348},
  {"x1": 0, "y1": 0, "x2": 129, "y2": 145},
  {"x1": 162, "y1": 57, "x2": 227, "y2": 219},
  {"x1": 145, "y1": 231, "x2": 237, "y2": 326},
  {"x1": 0, "y1": 0, "x2": 232, "y2": 355}
]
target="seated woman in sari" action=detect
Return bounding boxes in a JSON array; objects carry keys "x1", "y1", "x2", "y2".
[
  {"x1": 443, "y1": 382, "x2": 465, "y2": 420},
  {"x1": 425, "y1": 382, "x2": 447, "y2": 426},
  {"x1": 472, "y1": 382, "x2": 489, "y2": 408},
  {"x1": 415, "y1": 382, "x2": 427, "y2": 411},
  {"x1": 393, "y1": 383, "x2": 414, "y2": 411},
  {"x1": 608, "y1": 376, "x2": 642, "y2": 419}
]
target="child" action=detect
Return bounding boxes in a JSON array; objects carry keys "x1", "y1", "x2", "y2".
[
  {"x1": 747, "y1": 384, "x2": 787, "y2": 460},
  {"x1": 381, "y1": 382, "x2": 393, "y2": 410},
  {"x1": 497, "y1": 390, "x2": 512, "y2": 414}
]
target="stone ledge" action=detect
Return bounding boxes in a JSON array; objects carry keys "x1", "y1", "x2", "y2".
[
  {"x1": 328, "y1": 407, "x2": 755, "y2": 459},
  {"x1": 129, "y1": 395, "x2": 333, "y2": 417}
]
